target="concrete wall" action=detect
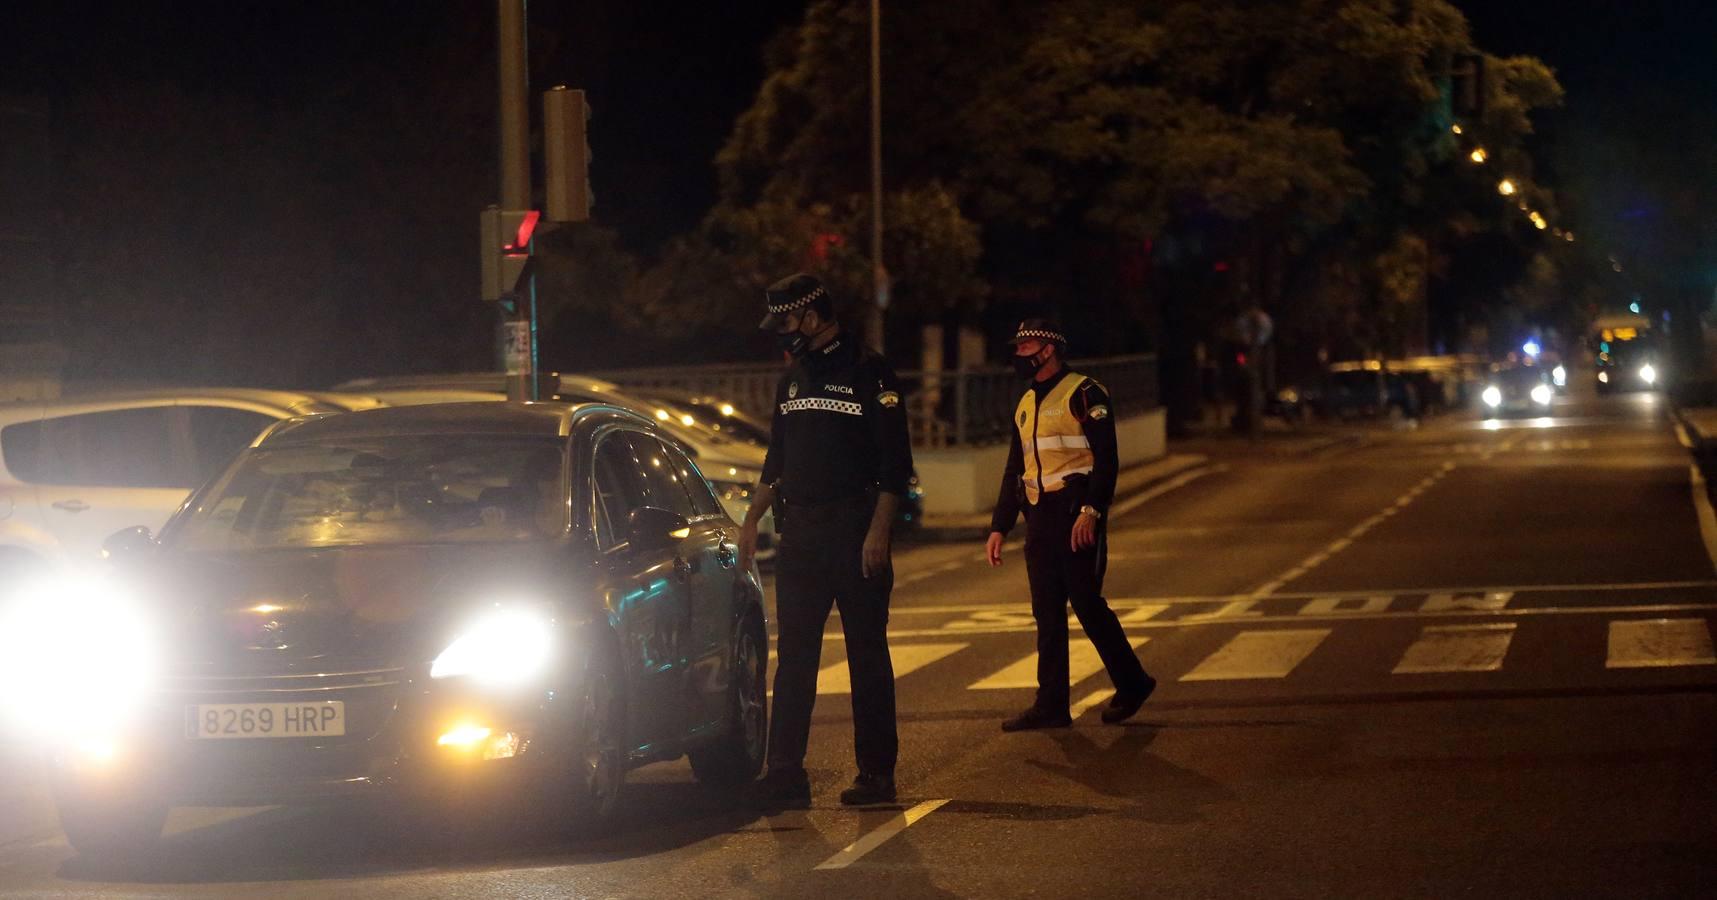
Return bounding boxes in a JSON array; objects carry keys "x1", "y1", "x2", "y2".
[{"x1": 915, "y1": 407, "x2": 1166, "y2": 516}]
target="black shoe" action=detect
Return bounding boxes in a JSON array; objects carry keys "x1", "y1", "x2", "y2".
[
  {"x1": 755, "y1": 766, "x2": 811, "y2": 811},
  {"x1": 1101, "y1": 675, "x2": 1157, "y2": 724},
  {"x1": 1000, "y1": 707, "x2": 1073, "y2": 732},
  {"x1": 839, "y1": 773, "x2": 897, "y2": 806}
]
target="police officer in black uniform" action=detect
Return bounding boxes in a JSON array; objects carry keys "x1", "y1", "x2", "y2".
[
  {"x1": 738, "y1": 273, "x2": 913, "y2": 808},
  {"x1": 986, "y1": 318, "x2": 1156, "y2": 730}
]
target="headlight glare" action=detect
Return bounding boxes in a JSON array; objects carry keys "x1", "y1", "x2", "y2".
[
  {"x1": 0, "y1": 574, "x2": 159, "y2": 741},
  {"x1": 1482, "y1": 386, "x2": 1502, "y2": 408},
  {"x1": 430, "y1": 608, "x2": 554, "y2": 686},
  {"x1": 1640, "y1": 364, "x2": 1657, "y2": 385},
  {"x1": 1531, "y1": 385, "x2": 1553, "y2": 405}
]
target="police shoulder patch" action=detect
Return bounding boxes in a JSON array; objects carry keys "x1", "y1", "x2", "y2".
[
  {"x1": 1088, "y1": 404, "x2": 1110, "y2": 421},
  {"x1": 787, "y1": 382, "x2": 799, "y2": 399},
  {"x1": 877, "y1": 390, "x2": 900, "y2": 408}
]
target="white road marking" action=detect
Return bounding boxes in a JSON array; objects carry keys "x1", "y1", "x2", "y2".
[
  {"x1": 814, "y1": 799, "x2": 950, "y2": 870},
  {"x1": 817, "y1": 643, "x2": 967, "y2": 694},
  {"x1": 1298, "y1": 596, "x2": 1392, "y2": 616},
  {"x1": 1107, "y1": 464, "x2": 1227, "y2": 520},
  {"x1": 1420, "y1": 592, "x2": 1512, "y2": 613},
  {"x1": 969, "y1": 638, "x2": 1148, "y2": 690},
  {"x1": 1248, "y1": 462, "x2": 1458, "y2": 598},
  {"x1": 1688, "y1": 465, "x2": 1717, "y2": 577},
  {"x1": 1392, "y1": 623, "x2": 1517, "y2": 673},
  {"x1": 1120, "y1": 603, "x2": 1172, "y2": 623},
  {"x1": 1180, "y1": 629, "x2": 1330, "y2": 681},
  {"x1": 1605, "y1": 618, "x2": 1717, "y2": 668},
  {"x1": 1070, "y1": 689, "x2": 1111, "y2": 719},
  {"x1": 1180, "y1": 599, "x2": 1267, "y2": 622}
]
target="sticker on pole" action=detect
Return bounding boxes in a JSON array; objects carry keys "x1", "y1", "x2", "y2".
[{"x1": 503, "y1": 321, "x2": 531, "y2": 375}]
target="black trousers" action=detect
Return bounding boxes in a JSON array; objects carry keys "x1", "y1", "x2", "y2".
[
  {"x1": 1023, "y1": 495, "x2": 1149, "y2": 712},
  {"x1": 768, "y1": 494, "x2": 897, "y2": 776}
]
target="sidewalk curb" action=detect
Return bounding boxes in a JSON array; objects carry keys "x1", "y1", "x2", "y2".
[{"x1": 907, "y1": 454, "x2": 1212, "y2": 544}]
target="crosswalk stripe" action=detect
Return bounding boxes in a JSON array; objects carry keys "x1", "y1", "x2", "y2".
[
  {"x1": 817, "y1": 642, "x2": 968, "y2": 694},
  {"x1": 1605, "y1": 619, "x2": 1717, "y2": 668},
  {"x1": 968, "y1": 637, "x2": 1150, "y2": 691},
  {"x1": 1393, "y1": 623, "x2": 1516, "y2": 673},
  {"x1": 1121, "y1": 603, "x2": 1172, "y2": 623},
  {"x1": 1180, "y1": 629, "x2": 1330, "y2": 681}
]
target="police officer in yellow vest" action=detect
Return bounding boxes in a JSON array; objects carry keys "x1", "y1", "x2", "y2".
[{"x1": 986, "y1": 319, "x2": 1156, "y2": 730}]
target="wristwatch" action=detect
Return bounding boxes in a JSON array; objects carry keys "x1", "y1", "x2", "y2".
[{"x1": 1078, "y1": 505, "x2": 1102, "y2": 519}]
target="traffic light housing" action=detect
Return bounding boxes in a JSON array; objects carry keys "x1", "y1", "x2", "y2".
[
  {"x1": 544, "y1": 86, "x2": 592, "y2": 222},
  {"x1": 480, "y1": 206, "x2": 537, "y2": 301}
]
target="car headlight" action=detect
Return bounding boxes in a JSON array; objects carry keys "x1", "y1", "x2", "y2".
[
  {"x1": 1482, "y1": 386, "x2": 1502, "y2": 408},
  {"x1": 1552, "y1": 365, "x2": 1567, "y2": 387},
  {"x1": 1640, "y1": 364, "x2": 1657, "y2": 385},
  {"x1": 430, "y1": 608, "x2": 554, "y2": 686},
  {"x1": 1531, "y1": 384, "x2": 1553, "y2": 405},
  {"x1": 1598, "y1": 371, "x2": 1609, "y2": 384},
  {"x1": 0, "y1": 574, "x2": 159, "y2": 741}
]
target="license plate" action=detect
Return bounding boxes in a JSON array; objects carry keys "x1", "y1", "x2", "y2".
[{"x1": 187, "y1": 702, "x2": 346, "y2": 739}]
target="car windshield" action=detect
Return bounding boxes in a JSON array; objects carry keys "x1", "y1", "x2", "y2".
[
  {"x1": 1495, "y1": 367, "x2": 1547, "y2": 386},
  {"x1": 165, "y1": 435, "x2": 566, "y2": 552}
]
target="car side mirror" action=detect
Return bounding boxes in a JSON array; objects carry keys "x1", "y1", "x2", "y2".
[
  {"x1": 626, "y1": 507, "x2": 690, "y2": 552},
  {"x1": 102, "y1": 526, "x2": 156, "y2": 560}
]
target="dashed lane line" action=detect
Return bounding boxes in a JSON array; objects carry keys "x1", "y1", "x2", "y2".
[
  {"x1": 1248, "y1": 460, "x2": 1457, "y2": 598},
  {"x1": 813, "y1": 799, "x2": 950, "y2": 871}
]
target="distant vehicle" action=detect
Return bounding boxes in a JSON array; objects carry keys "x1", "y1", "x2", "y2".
[
  {"x1": 334, "y1": 374, "x2": 781, "y2": 558},
  {"x1": 0, "y1": 389, "x2": 363, "y2": 574},
  {"x1": 1481, "y1": 365, "x2": 1555, "y2": 418},
  {"x1": 9, "y1": 402, "x2": 767, "y2": 859},
  {"x1": 1591, "y1": 319, "x2": 1662, "y2": 393},
  {"x1": 1322, "y1": 362, "x2": 1390, "y2": 420}
]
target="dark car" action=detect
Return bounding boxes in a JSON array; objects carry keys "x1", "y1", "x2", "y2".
[
  {"x1": 29, "y1": 403, "x2": 768, "y2": 858},
  {"x1": 1480, "y1": 365, "x2": 1555, "y2": 418}
]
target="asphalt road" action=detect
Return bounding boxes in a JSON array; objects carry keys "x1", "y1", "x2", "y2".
[{"x1": 1, "y1": 381, "x2": 1714, "y2": 898}]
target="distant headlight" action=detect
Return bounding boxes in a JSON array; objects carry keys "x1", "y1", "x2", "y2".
[
  {"x1": 1640, "y1": 364, "x2": 1657, "y2": 385},
  {"x1": 431, "y1": 608, "x2": 554, "y2": 686},
  {"x1": 1482, "y1": 386, "x2": 1502, "y2": 408},
  {"x1": 1552, "y1": 365, "x2": 1567, "y2": 387},
  {"x1": 1598, "y1": 371, "x2": 1609, "y2": 384},
  {"x1": 0, "y1": 574, "x2": 159, "y2": 741},
  {"x1": 1531, "y1": 384, "x2": 1553, "y2": 405},
  {"x1": 712, "y1": 480, "x2": 754, "y2": 504}
]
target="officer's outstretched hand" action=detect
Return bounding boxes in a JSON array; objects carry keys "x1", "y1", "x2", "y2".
[
  {"x1": 985, "y1": 531, "x2": 1005, "y2": 567},
  {"x1": 738, "y1": 520, "x2": 759, "y2": 571}
]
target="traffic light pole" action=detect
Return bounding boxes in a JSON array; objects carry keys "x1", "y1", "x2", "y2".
[{"x1": 497, "y1": 0, "x2": 535, "y2": 400}]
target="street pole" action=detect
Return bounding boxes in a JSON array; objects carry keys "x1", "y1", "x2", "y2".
[
  {"x1": 867, "y1": 0, "x2": 887, "y2": 355},
  {"x1": 498, "y1": 0, "x2": 535, "y2": 400}
]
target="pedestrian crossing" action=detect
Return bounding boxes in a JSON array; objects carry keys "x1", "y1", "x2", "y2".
[{"x1": 773, "y1": 615, "x2": 1717, "y2": 699}]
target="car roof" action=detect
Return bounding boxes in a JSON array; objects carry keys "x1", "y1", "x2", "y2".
[
  {"x1": 256, "y1": 401, "x2": 650, "y2": 445},
  {"x1": 0, "y1": 387, "x2": 342, "y2": 422}
]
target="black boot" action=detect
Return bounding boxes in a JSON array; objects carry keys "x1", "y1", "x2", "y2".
[
  {"x1": 754, "y1": 766, "x2": 812, "y2": 812},
  {"x1": 1000, "y1": 707, "x2": 1073, "y2": 732},
  {"x1": 1101, "y1": 674, "x2": 1157, "y2": 724},
  {"x1": 839, "y1": 773, "x2": 897, "y2": 806}
]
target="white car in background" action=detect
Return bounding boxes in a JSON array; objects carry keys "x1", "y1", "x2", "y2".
[
  {"x1": 335, "y1": 374, "x2": 780, "y2": 559},
  {"x1": 0, "y1": 389, "x2": 377, "y2": 574}
]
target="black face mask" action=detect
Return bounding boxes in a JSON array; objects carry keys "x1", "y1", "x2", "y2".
[
  {"x1": 776, "y1": 314, "x2": 824, "y2": 358},
  {"x1": 1013, "y1": 350, "x2": 1047, "y2": 378}
]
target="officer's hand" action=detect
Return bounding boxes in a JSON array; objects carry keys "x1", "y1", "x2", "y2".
[
  {"x1": 985, "y1": 532, "x2": 1005, "y2": 567},
  {"x1": 738, "y1": 520, "x2": 759, "y2": 571},
  {"x1": 1071, "y1": 512, "x2": 1099, "y2": 552},
  {"x1": 862, "y1": 524, "x2": 890, "y2": 580}
]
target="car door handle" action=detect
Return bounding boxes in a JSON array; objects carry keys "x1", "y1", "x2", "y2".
[
  {"x1": 716, "y1": 542, "x2": 737, "y2": 568},
  {"x1": 51, "y1": 499, "x2": 90, "y2": 513},
  {"x1": 674, "y1": 557, "x2": 693, "y2": 580}
]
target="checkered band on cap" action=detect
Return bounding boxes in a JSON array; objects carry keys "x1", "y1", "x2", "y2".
[
  {"x1": 766, "y1": 285, "x2": 826, "y2": 315},
  {"x1": 1014, "y1": 327, "x2": 1066, "y2": 345}
]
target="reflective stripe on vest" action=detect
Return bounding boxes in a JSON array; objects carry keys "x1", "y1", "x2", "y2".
[{"x1": 1016, "y1": 373, "x2": 1095, "y2": 505}]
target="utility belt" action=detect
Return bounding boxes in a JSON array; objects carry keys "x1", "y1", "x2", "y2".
[
  {"x1": 777, "y1": 487, "x2": 876, "y2": 532},
  {"x1": 1022, "y1": 472, "x2": 1092, "y2": 519},
  {"x1": 1022, "y1": 465, "x2": 1093, "y2": 499}
]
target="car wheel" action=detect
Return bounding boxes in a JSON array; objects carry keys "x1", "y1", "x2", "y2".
[
  {"x1": 565, "y1": 638, "x2": 626, "y2": 831},
  {"x1": 54, "y1": 792, "x2": 167, "y2": 861},
  {"x1": 688, "y1": 615, "x2": 767, "y2": 788}
]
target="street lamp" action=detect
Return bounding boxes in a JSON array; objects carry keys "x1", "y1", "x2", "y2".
[
  {"x1": 1497, "y1": 179, "x2": 1517, "y2": 196},
  {"x1": 1469, "y1": 147, "x2": 1488, "y2": 164}
]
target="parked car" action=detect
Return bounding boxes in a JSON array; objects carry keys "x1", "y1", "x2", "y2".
[
  {"x1": 1322, "y1": 364, "x2": 1390, "y2": 420},
  {"x1": 0, "y1": 389, "x2": 377, "y2": 574},
  {"x1": 7, "y1": 402, "x2": 768, "y2": 858},
  {"x1": 335, "y1": 374, "x2": 781, "y2": 558}
]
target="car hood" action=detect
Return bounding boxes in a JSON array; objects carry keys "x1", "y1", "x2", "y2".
[{"x1": 134, "y1": 542, "x2": 590, "y2": 674}]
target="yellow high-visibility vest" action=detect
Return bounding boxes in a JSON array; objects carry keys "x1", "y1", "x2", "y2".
[{"x1": 1015, "y1": 373, "x2": 1094, "y2": 505}]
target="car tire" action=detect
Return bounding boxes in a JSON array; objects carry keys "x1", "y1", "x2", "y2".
[
  {"x1": 688, "y1": 614, "x2": 768, "y2": 788},
  {"x1": 54, "y1": 792, "x2": 167, "y2": 861},
  {"x1": 563, "y1": 636, "x2": 626, "y2": 833}
]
